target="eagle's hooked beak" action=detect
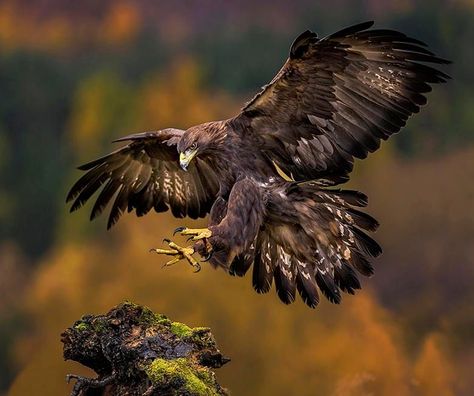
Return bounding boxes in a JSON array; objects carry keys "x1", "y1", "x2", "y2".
[{"x1": 179, "y1": 148, "x2": 198, "y2": 171}]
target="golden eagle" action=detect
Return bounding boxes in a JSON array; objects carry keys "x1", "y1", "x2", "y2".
[{"x1": 67, "y1": 21, "x2": 449, "y2": 308}]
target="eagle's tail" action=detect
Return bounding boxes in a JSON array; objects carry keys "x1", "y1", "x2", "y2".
[{"x1": 229, "y1": 182, "x2": 381, "y2": 308}]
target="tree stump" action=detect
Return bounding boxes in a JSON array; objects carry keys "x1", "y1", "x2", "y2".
[{"x1": 61, "y1": 302, "x2": 230, "y2": 395}]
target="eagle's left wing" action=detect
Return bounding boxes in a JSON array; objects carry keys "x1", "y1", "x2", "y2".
[
  {"x1": 66, "y1": 129, "x2": 220, "y2": 229},
  {"x1": 233, "y1": 21, "x2": 450, "y2": 184}
]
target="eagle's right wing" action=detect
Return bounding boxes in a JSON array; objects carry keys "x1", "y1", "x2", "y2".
[{"x1": 66, "y1": 129, "x2": 220, "y2": 228}]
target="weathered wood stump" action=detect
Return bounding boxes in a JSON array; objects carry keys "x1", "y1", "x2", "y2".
[{"x1": 61, "y1": 302, "x2": 230, "y2": 395}]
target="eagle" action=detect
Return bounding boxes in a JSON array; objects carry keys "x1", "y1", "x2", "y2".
[{"x1": 67, "y1": 21, "x2": 449, "y2": 308}]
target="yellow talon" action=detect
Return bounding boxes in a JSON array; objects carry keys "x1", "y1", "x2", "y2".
[
  {"x1": 173, "y1": 227, "x2": 212, "y2": 241},
  {"x1": 150, "y1": 240, "x2": 200, "y2": 272}
]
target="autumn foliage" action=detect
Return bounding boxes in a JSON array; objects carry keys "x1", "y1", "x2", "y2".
[{"x1": 1, "y1": 1, "x2": 473, "y2": 395}]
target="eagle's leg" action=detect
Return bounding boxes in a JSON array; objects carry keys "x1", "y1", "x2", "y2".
[
  {"x1": 199, "y1": 178, "x2": 264, "y2": 266},
  {"x1": 173, "y1": 227, "x2": 214, "y2": 261},
  {"x1": 152, "y1": 197, "x2": 227, "y2": 268},
  {"x1": 171, "y1": 198, "x2": 228, "y2": 263},
  {"x1": 150, "y1": 239, "x2": 201, "y2": 272}
]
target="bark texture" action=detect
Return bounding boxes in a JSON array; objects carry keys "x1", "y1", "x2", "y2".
[{"x1": 61, "y1": 302, "x2": 229, "y2": 395}]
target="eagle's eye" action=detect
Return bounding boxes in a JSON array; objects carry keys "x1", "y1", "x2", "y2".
[{"x1": 190, "y1": 143, "x2": 198, "y2": 150}]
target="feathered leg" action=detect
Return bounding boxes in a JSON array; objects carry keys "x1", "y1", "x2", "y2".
[
  {"x1": 200, "y1": 178, "x2": 264, "y2": 267},
  {"x1": 150, "y1": 197, "x2": 227, "y2": 272},
  {"x1": 150, "y1": 196, "x2": 230, "y2": 271},
  {"x1": 171, "y1": 197, "x2": 228, "y2": 248},
  {"x1": 172, "y1": 226, "x2": 213, "y2": 261},
  {"x1": 151, "y1": 179, "x2": 263, "y2": 271}
]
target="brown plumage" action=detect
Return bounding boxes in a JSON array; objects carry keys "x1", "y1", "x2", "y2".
[{"x1": 67, "y1": 21, "x2": 450, "y2": 308}]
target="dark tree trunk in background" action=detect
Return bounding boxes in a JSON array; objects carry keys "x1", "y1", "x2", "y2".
[{"x1": 61, "y1": 302, "x2": 230, "y2": 396}]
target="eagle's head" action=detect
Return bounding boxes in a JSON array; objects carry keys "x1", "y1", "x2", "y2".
[{"x1": 177, "y1": 122, "x2": 226, "y2": 171}]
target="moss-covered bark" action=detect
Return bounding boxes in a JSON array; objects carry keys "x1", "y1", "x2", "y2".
[{"x1": 61, "y1": 302, "x2": 229, "y2": 396}]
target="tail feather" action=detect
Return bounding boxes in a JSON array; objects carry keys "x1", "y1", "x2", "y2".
[
  {"x1": 316, "y1": 271, "x2": 342, "y2": 304},
  {"x1": 238, "y1": 184, "x2": 381, "y2": 308},
  {"x1": 274, "y1": 249, "x2": 297, "y2": 304},
  {"x1": 351, "y1": 227, "x2": 382, "y2": 258},
  {"x1": 331, "y1": 190, "x2": 368, "y2": 207},
  {"x1": 229, "y1": 251, "x2": 253, "y2": 277},
  {"x1": 346, "y1": 208, "x2": 379, "y2": 231},
  {"x1": 334, "y1": 262, "x2": 362, "y2": 294},
  {"x1": 295, "y1": 261, "x2": 320, "y2": 308},
  {"x1": 252, "y1": 234, "x2": 274, "y2": 293},
  {"x1": 350, "y1": 250, "x2": 375, "y2": 276}
]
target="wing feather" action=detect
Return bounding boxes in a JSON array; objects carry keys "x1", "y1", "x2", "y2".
[
  {"x1": 233, "y1": 21, "x2": 449, "y2": 182},
  {"x1": 66, "y1": 129, "x2": 220, "y2": 227}
]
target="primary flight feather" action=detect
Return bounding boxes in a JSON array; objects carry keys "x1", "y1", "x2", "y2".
[{"x1": 67, "y1": 21, "x2": 449, "y2": 308}]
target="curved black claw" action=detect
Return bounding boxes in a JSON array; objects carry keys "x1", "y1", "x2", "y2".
[
  {"x1": 193, "y1": 263, "x2": 202, "y2": 273},
  {"x1": 163, "y1": 238, "x2": 171, "y2": 244},
  {"x1": 186, "y1": 236, "x2": 194, "y2": 243},
  {"x1": 173, "y1": 226, "x2": 186, "y2": 236},
  {"x1": 201, "y1": 251, "x2": 213, "y2": 262}
]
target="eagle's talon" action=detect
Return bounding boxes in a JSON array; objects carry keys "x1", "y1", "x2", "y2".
[
  {"x1": 173, "y1": 226, "x2": 186, "y2": 236},
  {"x1": 201, "y1": 251, "x2": 213, "y2": 262},
  {"x1": 173, "y1": 227, "x2": 212, "y2": 241},
  {"x1": 162, "y1": 256, "x2": 181, "y2": 268},
  {"x1": 149, "y1": 247, "x2": 179, "y2": 256},
  {"x1": 151, "y1": 240, "x2": 202, "y2": 271}
]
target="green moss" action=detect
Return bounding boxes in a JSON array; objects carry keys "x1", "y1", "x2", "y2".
[
  {"x1": 146, "y1": 358, "x2": 218, "y2": 395},
  {"x1": 139, "y1": 308, "x2": 162, "y2": 324},
  {"x1": 119, "y1": 302, "x2": 212, "y2": 338},
  {"x1": 74, "y1": 322, "x2": 88, "y2": 332},
  {"x1": 155, "y1": 316, "x2": 172, "y2": 326},
  {"x1": 92, "y1": 317, "x2": 107, "y2": 333},
  {"x1": 73, "y1": 317, "x2": 108, "y2": 334},
  {"x1": 194, "y1": 367, "x2": 216, "y2": 387},
  {"x1": 121, "y1": 301, "x2": 169, "y2": 326},
  {"x1": 170, "y1": 322, "x2": 193, "y2": 338},
  {"x1": 192, "y1": 327, "x2": 210, "y2": 333},
  {"x1": 190, "y1": 327, "x2": 214, "y2": 347}
]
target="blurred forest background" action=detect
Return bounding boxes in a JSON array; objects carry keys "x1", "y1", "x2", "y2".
[{"x1": 0, "y1": 0, "x2": 473, "y2": 395}]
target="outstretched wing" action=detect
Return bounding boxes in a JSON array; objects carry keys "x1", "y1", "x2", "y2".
[
  {"x1": 66, "y1": 129, "x2": 220, "y2": 228},
  {"x1": 233, "y1": 21, "x2": 450, "y2": 183}
]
